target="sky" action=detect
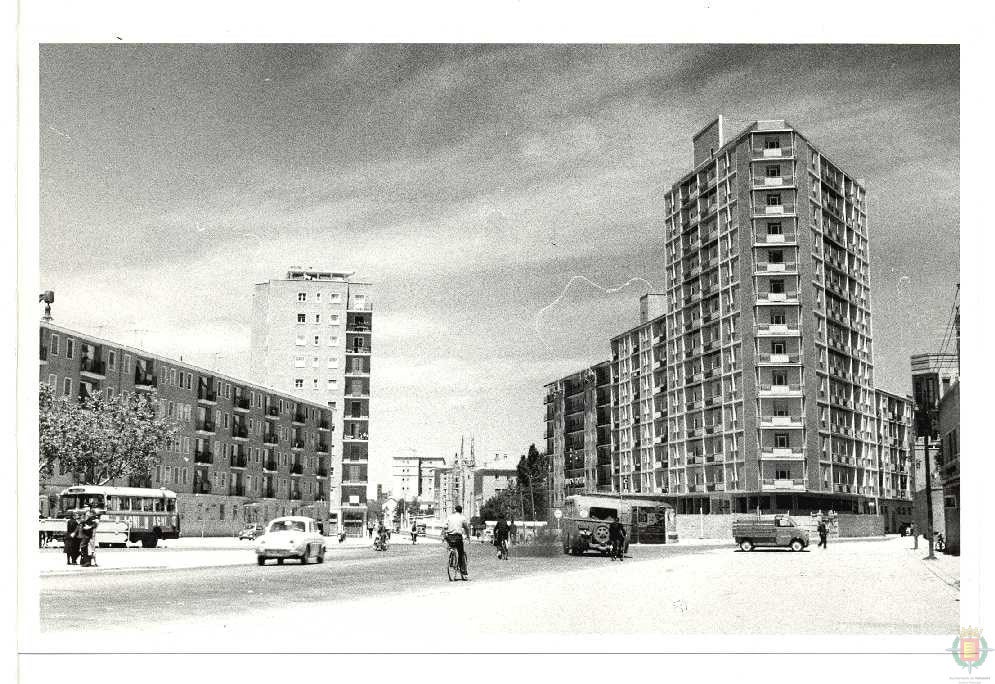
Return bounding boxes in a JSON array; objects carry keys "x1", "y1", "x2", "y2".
[{"x1": 38, "y1": 44, "x2": 960, "y2": 492}]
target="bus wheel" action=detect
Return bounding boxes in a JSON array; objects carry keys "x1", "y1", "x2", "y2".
[{"x1": 141, "y1": 535, "x2": 157, "y2": 549}]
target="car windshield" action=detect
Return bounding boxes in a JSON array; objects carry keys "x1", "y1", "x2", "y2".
[
  {"x1": 588, "y1": 507, "x2": 619, "y2": 521},
  {"x1": 269, "y1": 520, "x2": 306, "y2": 533}
]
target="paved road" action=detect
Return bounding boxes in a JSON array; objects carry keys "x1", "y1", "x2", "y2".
[{"x1": 40, "y1": 540, "x2": 715, "y2": 633}]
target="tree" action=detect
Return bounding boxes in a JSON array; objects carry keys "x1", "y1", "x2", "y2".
[
  {"x1": 479, "y1": 487, "x2": 522, "y2": 522},
  {"x1": 39, "y1": 383, "x2": 179, "y2": 486},
  {"x1": 514, "y1": 444, "x2": 550, "y2": 521}
]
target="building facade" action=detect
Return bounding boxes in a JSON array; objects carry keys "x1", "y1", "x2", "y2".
[
  {"x1": 392, "y1": 451, "x2": 446, "y2": 505},
  {"x1": 39, "y1": 322, "x2": 334, "y2": 535},
  {"x1": 874, "y1": 388, "x2": 915, "y2": 533},
  {"x1": 610, "y1": 294, "x2": 668, "y2": 496},
  {"x1": 249, "y1": 268, "x2": 373, "y2": 534},
  {"x1": 938, "y1": 381, "x2": 960, "y2": 554},
  {"x1": 544, "y1": 361, "x2": 612, "y2": 509},
  {"x1": 910, "y1": 353, "x2": 959, "y2": 538},
  {"x1": 471, "y1": 467, "x2": 519, "y2": 518}
]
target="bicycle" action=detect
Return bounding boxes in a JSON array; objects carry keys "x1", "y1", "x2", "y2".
[
  {"x1": 374, "y1": 535, "x2": 388, "y2": 552},
  {"x1": 446, "y1": 534, "x2": 468, "y2": 581}
]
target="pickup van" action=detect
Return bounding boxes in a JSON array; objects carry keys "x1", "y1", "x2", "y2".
[{"x1": 732, "y1": 515, "x2": 809, "y2": 551}]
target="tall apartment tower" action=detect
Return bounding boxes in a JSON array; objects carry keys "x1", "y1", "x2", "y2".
[
  {"x1": 250, "y1": 267, "x2": 373, "y2": 535},
  {"x1": 544, "y1": 360, "x2": 613, "y2": 508},
  {"x1": 610, "y1": 294, "x2": 669, "y2": 495},
  {"x1": 662, "y1": 117, "x2": 877, "y2": 515}
]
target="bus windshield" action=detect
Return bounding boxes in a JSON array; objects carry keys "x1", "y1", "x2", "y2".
[{"x1": 60, "y1": 494, "x2": 105, "y2": 511}]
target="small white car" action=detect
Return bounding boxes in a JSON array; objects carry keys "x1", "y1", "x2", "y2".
[{"x1": 255, "y1": 516, "x2": 326, "y2": 566}]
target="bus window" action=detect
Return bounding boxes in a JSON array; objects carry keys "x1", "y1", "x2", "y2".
[
  {"x1": 166, "y1": 498, "x2": 176, "y2": 512},
  {"x1": 85, "y1": 495, "x2": 105, "y2": 508},
  {"x1": 106, "y1": 496, "x2": 121, "y2": 511},
  {"x1": 153, "y1": 498, "x2": 165, "y2": 512}
]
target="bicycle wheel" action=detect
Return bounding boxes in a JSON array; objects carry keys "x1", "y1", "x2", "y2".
[{"x1": 447, "y1": 548, "x2": 458, "y2": 581}]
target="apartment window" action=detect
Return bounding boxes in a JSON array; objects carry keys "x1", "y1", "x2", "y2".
[
  {"x1": 107, "y1": 350, "x2": 116, "y2": 370},
  {"x1": 327, "y1": 336, "x2": 338, "y2": 346},
  {"x1": 770, "y1": 279, "x2": 785, "y2": 294},
  {"x1": 295, "y1": 379, "x2": 304, "y2": 389},
  {"x1": 48, "y1": 373, "x2": 57, "y2": 388},
  {"x1": 329, "y1": 293, "x2": 341, "y2": 302},
  {"x1": 775, "y1": 468, "x2": 790, "y2": 479},
  {"x1": 764, "y1": 138, "x2": 780, "y2": 150},
  {"x1": 294, "y1": 356, "x2": 305, "y2": 368},
  {"x1": 765, "y1": 165, "x2": 780, "y2": 178},
  {"x1": 66, "y1": 338, "x2": 75, "y2": 359},
  {"x1": 313, "y1": 378, "x2": 319, "y2": 389},
  {"x1": 314, "y1": 314, "x2": 321, "y2": 324},
  {"x1": 63, "y1": 377, "x2": 72, "y2": 396},
  {"x1": 312, "y1": 357, "x2": 319, "y2": 367},
  {"x1": 767, "y1": 221, "x2": 783, "y2": 235},
  {"x1": 314, "y1": 336, "x2": 320, "y2": 346},
  {"x1": 223, "y1": 413, "x2": 230, "y2": 429},
  {"x1": 766, "y1": 193, "x2": 781, "y2": 206},
  {"x1": 772, "y1": 371, "x2": 788, "y2": 386},
  {"x1": 297, "y1": 314, "x2": 306, "y2": 323},
  {"x1": 771, "y1": 341, "x2": 786, "y2": 355},
  {"x1": 171, "y1": 368, "x2": 178, "y2": 386},
  {"x1": 775, "y1": 434, "x2": 789, "y2": 449},
  {"x1": 771, "y1": 311, "x2": 786, "y2": 325},
  {"x1": 123, "y1": 354, "x2": 131, "y2": 372},
  {"x1": 773, "y1": 403, "x2": 789, "y2": 416},
  {"x1": 327, "y1": 356, "x2": 339, "y2": 368},
  {"x1": 49, "y1": 334, "x2": 59, "y2": 355},
  {"x1": 329, "y1": 314, "x2": 340, "y2": 324},
  {"x1": 298, "y1": 293, "x2": 306, "y2": 302},
  {"x1": 295, "y1": 335, "x2": 305, "y2": 346},
  {"x1": 315, "y1": 293, "x2": 321, "y2": 302},
  {"x1": 327, "y1": 380, "x2": 335, "y2": 390},
  {"x1": 768, "y1": 250, "x2": 783, "y2": 264}
]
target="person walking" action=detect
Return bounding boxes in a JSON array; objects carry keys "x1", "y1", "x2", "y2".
[
  {"x1": 79, "y1": 510, "x2": 99, "y2": 567},
  {"x1": 608, "y1": 516, "x2": 626, "y2": 561},
  {"x1": 817, "y1": 519, "x2": 828, "y2": 549},
  {"x1": 410, "y1": 520, "x2": 418, "y2": 544},
  {"x1": 367, "y1": 519, "x2": 374, "y2": 538},
  {"x1": 493, "y1": 513, "x2": 510, "y2": 560},
  {"x1": 509, "y1": 519, "x2": 517, "y2": 545},
  {"x1": 64, "y1": 512, "x2": 80, "y2": 565}
]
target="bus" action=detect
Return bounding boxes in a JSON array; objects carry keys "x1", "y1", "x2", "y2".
[
  {"x1": 560, "y1": 494, "x2": 676, "y2": 555},
  {"x1": 49, "y1": 485, "x2": 180, "y2": 548}
]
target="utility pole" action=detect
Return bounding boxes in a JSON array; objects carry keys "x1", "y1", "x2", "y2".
[{"x1": 923, "y1": 434, "x2": 936, "y2": 560}]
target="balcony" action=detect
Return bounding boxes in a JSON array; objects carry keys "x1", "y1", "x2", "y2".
[
  {"x1": 291, "y1": 439, "x2": 305, "y2": 450},
  {"x1": 231, "y1": 424, "x2": 249, "y2": 440},
  {"x1": 264, "y1": 488, "x2": 276, "y2": 499},
  {"x1": 290, "y1": 463, "x2": 304, "y2": 475},
  {"x1": 193, "y1": 481, "x2": 212, "y2": 494},
  {"x1": 80, "y1": 358, "x2": 106, "y2": 379},
  {"x1": 756, "y1": 291, "x2": 799, "y2": 305},
  {"x1": 229, "y1": 484, "x2": 245, "y2": 496},
  {"x1": 293, "y1": 410, "x2": 307, "y2": 425},
  {"x1": 233, "y1": 397, "x2": 251, "y2": 412},
  {"x1": 193, "y1": 449, "x2": 214, "y2": 465},
  {"x1": 195, "y1": 420, "x2": 216, "y2": 434},
  {"x1": 265, "y1": 405, "x2": 280, "y2": 419},
  {"x1": 197, "y1": 386, "x2": 217, "y2": 403},
  {"x1": 755, "y1": 323, "x2": 800, "y2": 337},
  {"x1": 316, "y1": 442, "x2": 330, "y2": 454},
  {"x1": 760, "y1": 448, "x2": 805, "y2": 461},
  {"x1": 754, "y1": 232, "x2": 797, "y2": 246},
  {"x1": 760, "y1": 478, "x2": 806, "y2": 491},
  {"x1": 346, "y1": 346, "x2": 371, "y2": 355},
  {"x1": 758, "y1": 415, "x2": 804, "y2": 428},
  {"x1": 134, "y1": 370, "x2": 157, "y2": 390},
  {"x1": 345, "y1": 366, "x2": 370, "y2": 377},
  {"x1": 231, "y1": 454, "x2": 248, "y2": 468},
  {"x1": 834, "y1": 483, "x2": 853, "y2": 494},
  {"x1": 263, "y1": 460, "x2": 278, "y2": 472},
  {"x1": 316, "y1": 467, "x2": 329, "y2": 478},
  {"x1": 318, "y1": 418, "x2": 331, "y2": 431},
  {"x1": 757, "y1": 352, "x2": 800, "y2": 364},
  {"x1": 343, "y1": 433, "x2": 369, "y2": 442},
  {"x1": 347, "y1": 301, "x2": 374, "y2": 312},
  {"x1": 758, "y1": 384, "x2": 803, "y2": 397},
  {"x1": 263, "y1": 432, "x2": 279, "y2": 445}
]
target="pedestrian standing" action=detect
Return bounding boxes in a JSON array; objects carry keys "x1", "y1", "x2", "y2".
[
  {"x1": 410, "y1": 521, "x2": 418, "y2": 544},
  {"x1": 367, "y1": 519, "x2": 374, "y2": 538},
  {"x1": 509, "y1": 519, "x2": 517, "y2": 545},
  {"x1": 911, "y1": 521, "x2": 919, "y2": 550},
  {"x1": 64, "y1": 512, "x2": 80, "y2": 565},
  {"x1": 79, "y1": 510, "x2": 99, "y2": 567},
  {"x1": 817, "y1": 519, "x2": 828, "y2": 549},
  {"x1": 608, "y1": 516, "x2": 626, "y2": 561}
]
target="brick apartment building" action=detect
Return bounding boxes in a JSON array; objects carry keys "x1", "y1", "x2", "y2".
[{"x1": 39, "y1": 321, "x2": 335, "y2": 536}]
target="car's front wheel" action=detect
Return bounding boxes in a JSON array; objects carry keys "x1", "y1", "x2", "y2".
[
  {"x1": 257, "y1": 556, "x2": 266, "y2": 566},
  {"x1": 739, "y1": 540, "x2": 754, "y2": 552},
  {"x1": 790, "y1": 540, "x2": 804, "y2": 552}
]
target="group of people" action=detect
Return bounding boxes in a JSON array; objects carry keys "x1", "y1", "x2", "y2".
[{"x1": 64, "y1": 508, "x2": 100, "y2": 567}]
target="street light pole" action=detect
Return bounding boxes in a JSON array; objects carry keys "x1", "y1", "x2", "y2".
[{"x1": 923, "y1": 434, "x2": 936, "y2": 560}]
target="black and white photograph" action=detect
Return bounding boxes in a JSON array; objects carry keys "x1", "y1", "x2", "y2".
[{"x1": 12, "y1": 2, "x2": 989, "y2": 681}]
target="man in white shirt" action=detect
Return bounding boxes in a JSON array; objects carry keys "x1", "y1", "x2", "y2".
[{"x1": 444, "y1": 505, "x2": 471, "y2": 576}]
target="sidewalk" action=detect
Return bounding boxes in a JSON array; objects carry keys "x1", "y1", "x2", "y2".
[{"x1": 899, "y1": 536, "x2": 960, "y2": 589}]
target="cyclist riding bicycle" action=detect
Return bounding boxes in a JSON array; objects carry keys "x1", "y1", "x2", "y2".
[
  {"x1": 493, "y1": 512, "x2": 510, "y2": 560},
  {"x1": 374, "y1": 519, "x2": 388, "y2": 551},
  {"x1": 444, "y1": 505, "x2": 471, "y2": 576}
]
